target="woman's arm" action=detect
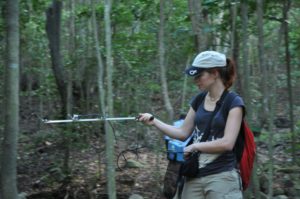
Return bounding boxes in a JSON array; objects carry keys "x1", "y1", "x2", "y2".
[
  {"x1": 184, "y1": 106, "x2": 243, "y2": 153},
  {"x1": 139, "y1": 107, "x2": 196, "y2": 141}
]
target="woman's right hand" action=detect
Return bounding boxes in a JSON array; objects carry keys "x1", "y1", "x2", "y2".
[{"x1": 138, "y1": 113, "x2": 155, "y2": 125}]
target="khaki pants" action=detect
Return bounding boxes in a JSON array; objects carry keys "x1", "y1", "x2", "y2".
[{"x1": 173, "y1": 170, "x2": 243, "y2": 199}]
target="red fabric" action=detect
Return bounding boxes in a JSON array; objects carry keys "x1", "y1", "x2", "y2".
[{"x1": 240, "y1": 121, "x2": 256, "y2": 190}]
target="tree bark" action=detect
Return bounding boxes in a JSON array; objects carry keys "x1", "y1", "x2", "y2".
[
  {"x1": 181, "y1": 57, "x2": 191, "y2": 114},
  {"x1": 66, "y1": 0, "x2": 75, "y2": 113},
  {"x1": 256, "y1": 0, "x2": 268, "y2": 128},
  {"x1": 46, "y1": 0, "x2": 67, "y2": 116},
  {"x1": 187, "y1": 0, "x2": 205, "y2": 52},
  {"x1": 240, "y1": 0, "x2": 250, "y2": 114},
  {"x1": 46, "y1": 0, "x2": 71, "y2": 174},
  {"x1": 105, "y1": 0, "x2": 113, "y2": 116},
  {"x1": 104, "y1": 0, "x2": 116, "y2": 198},
  {"x1": 251, "y1": 157, "x2": 261, "y2": 199},
  {"x1": 0, "y1": 0, "x2": 20, "y2": 198},
  {"x1": 265, "y1": 13, "x2": 286, "y2": 199},
  {"x1": 230, "y1": 1, "x2": 237, "y2": 58},
  {"x1": 230, "y1": 1, "x2": 241, "y2": 92},
  {"x1": 283, "y1": 0, "x2": 295, "y2": 163},
  {"x1": 91, "y1": 0, "x2": 105, "y2": 179},
  {"x1": 159, "y1": 0, "x2": 174, "y2": 121},
  {"x1": 240, "y1": 2, "x2": 260, "y2": 198},
  {"x1": 257, "y1": 0, "x2": 274, "y2": 197},
  {"x1": 91, "y1": 0, "x2": 106, "y2": 122}
]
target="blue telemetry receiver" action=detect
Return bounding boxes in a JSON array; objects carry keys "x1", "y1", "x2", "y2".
[{"x1": 165, "y1": 135, "x2": 193, "y2": 162}]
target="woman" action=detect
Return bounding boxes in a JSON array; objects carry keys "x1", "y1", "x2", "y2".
[{"x1": 139, "y1": 51, "x2": 244, "y2": 198}]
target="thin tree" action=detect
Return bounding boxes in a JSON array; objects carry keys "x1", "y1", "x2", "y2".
[
  {"x1": 66, "y1": 0, "x2": 75, "y2": 115},
  {"x1": 105, "y1": 0, "x2": 113, "y2": 116},
  {"x1": 180, "y1": 57, "x2": 191, "y2": 114},
  {"x1": 256, "y1": 0, "x2": 269, "y2": 128},
  {"x1": 230, "y1": 1, "x2": 238, "y2": 59},
  {"x1": 257, "y1": 0, "x2": 275, "y2": 197},
  {"x1": 187, "y1": 0, "x2": 206, "y2": 52},
  {"x1": 90, "y1": 0, "x2": 105, "y2": 180},
  {"x1": 266, "y1": 22, "x2": 285, "y2": 198},
  {"x1": 104, "y1": 0, "x2": 116, "y2": 198},
  {"x1": 159, "y1": 0, "x2": 174, "y2": 121},
  {"x1": 46, "y1": 0, "x2": 71, "y2": 174},
  {"x1": 230, "y1": 1, "x2": 241, "y2": 93},
  {"x1": 46, "y1": 0, "x2": 67, "y2": 114},
  {"x1": 240, "y1": 2, "x2": 260, "y2": 198},
  {"x1": 240, "y1": 0, "x2": 250, "y2": 115},
  {"x1": 283, "y1": 0, "x2": 295, "y2": 163},
  {"x1": 0, "y1": 0, "x2": 20, "y2": 198}
]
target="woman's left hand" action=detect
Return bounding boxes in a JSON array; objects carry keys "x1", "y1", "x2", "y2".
[{"x1": 183, "y1": 144, "x2": 196, "y2": 159}]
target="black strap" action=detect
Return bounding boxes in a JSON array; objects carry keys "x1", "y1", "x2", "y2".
[{"x1": 199, "y1": 90, "x2": 229, "y2": 142}]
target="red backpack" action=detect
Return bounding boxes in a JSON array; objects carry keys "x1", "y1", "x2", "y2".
[
  {"x1": 239, "y1": 120, "x2": 256, "y2": 190},
  {"x1": 223, "y1": 92, "x2": 256, "y2": 190}
]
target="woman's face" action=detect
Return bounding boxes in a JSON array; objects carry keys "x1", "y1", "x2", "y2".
[{"x1": 193, "y1": 71, "x2": 216, "y2": 90}]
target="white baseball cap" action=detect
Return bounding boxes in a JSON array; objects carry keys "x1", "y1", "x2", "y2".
[{"x1": 185, "y1": 51, "x2": 227, "y2": 76}]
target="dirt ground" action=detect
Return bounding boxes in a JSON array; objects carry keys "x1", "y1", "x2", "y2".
[{"x1": 17, "y1": 101, "x2": 169, "y2": 199}]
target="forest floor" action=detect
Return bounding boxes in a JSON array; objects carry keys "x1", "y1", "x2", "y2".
[
  {"x1": 17, "y1": 138, "x2": 169, "y2": 199},
  {"x1": 16, "y1": 97, "x2": 300, "y2": 199},
  {"x1": 17, "y1": 96, "x2": 169, "y2": 199}
]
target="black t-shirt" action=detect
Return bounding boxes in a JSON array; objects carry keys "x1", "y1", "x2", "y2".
[{"x1": 190, "y1": 91, "x2": 245, "y2": 177}]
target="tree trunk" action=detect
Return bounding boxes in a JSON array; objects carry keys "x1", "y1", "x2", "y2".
[
  {"x1": 0, "y1": 1, "x2": 5, "y2": 145},
  {"x1": 283, "y1": 0, "x2": 295, "y2": 163},
  {"x1": 240, "y1": 0, "x2": 250, "y2": 115},
  {"x1": 105, "y1": 0, "x2": 113, "y2": 116},
  {"x1": 230, "y1": 1, "x2": 237, "y2": 58},
  {"x1": 45, "y1": 0, "x2": 67, "y2": 116},
  {"x1": 91, "y1": 0, "x2": 105, "y2": 179},
  {"x1": 46, "y1": 0, "x2": 71, "y2": 174},
  {"x1": 240, "y1": 2, "x2": 260, "y2": 198},
  {"x1": 159, "y1": 0, "x2": 174, "y2": 121},
  {"x1": 0, "y1": 0, "x2": 20, "y2": 198},
  {"x1": 66, "y1": 0, "x2": 75, "y2": 112},
  {"x1": 257, "y1": 0, "x2": 274, "y2": 197},
  {"x1": 256, "y1": 0, "x2": 268, "y2": 128},
  {"x1": 187, "y1": 0, "x2": 205, "y2": 52},
  {"x1": 230, "y1": 1, "x2": 240, "y2": 92},
  {"x1": 104, "y1": 0, "x2": 116, "y2": 198},
  {"x1": 251, "y1": 157, "x2": 261, "y2": 199},
  {"x1": 181, "y1": 57, "x2": 191, "y2": 114},
  {"x1": 265, "y1": 14, "x2": 286, "y2": 199}
]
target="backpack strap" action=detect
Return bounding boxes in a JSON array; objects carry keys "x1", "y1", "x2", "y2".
[
  {"x1": 200, "y1": 90, "x2": 228, "y2": 142},
  {"x1": 188, "y1": 90, "x2": 228, "y2": 143}
]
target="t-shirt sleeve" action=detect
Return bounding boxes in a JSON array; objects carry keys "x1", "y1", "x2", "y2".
[
  {"x1": 190, "y1": 92, "x2": 206, "y2": 111},
  {"x1": 229, "y1": 95, "x2": 245, "y2": 115}
]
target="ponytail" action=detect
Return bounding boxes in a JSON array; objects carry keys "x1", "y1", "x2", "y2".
[
  {"x1": 218, "y1": 58, "x2": 236, "y2": 89},
  {"x1": 205, "y1": 58, "x2": 237, "y2": 89}
]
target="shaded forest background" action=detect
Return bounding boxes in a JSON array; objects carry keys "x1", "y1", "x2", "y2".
[{"x1": 0, "y1": 0, "x2": 300, "y2": 198}]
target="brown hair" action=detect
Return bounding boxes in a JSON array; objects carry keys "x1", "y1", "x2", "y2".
[{"x1": 207, "y1": 58, "x2": 236, "y2": 89}]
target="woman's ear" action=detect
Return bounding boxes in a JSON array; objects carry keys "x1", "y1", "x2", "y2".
[{"x1": 212, "y1": 69, "x2": 219, "y2": 78}]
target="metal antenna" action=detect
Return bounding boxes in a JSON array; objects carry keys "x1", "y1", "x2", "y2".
[{"x1": 42, "y1": 114, "x2": 137, "y2": 124}]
